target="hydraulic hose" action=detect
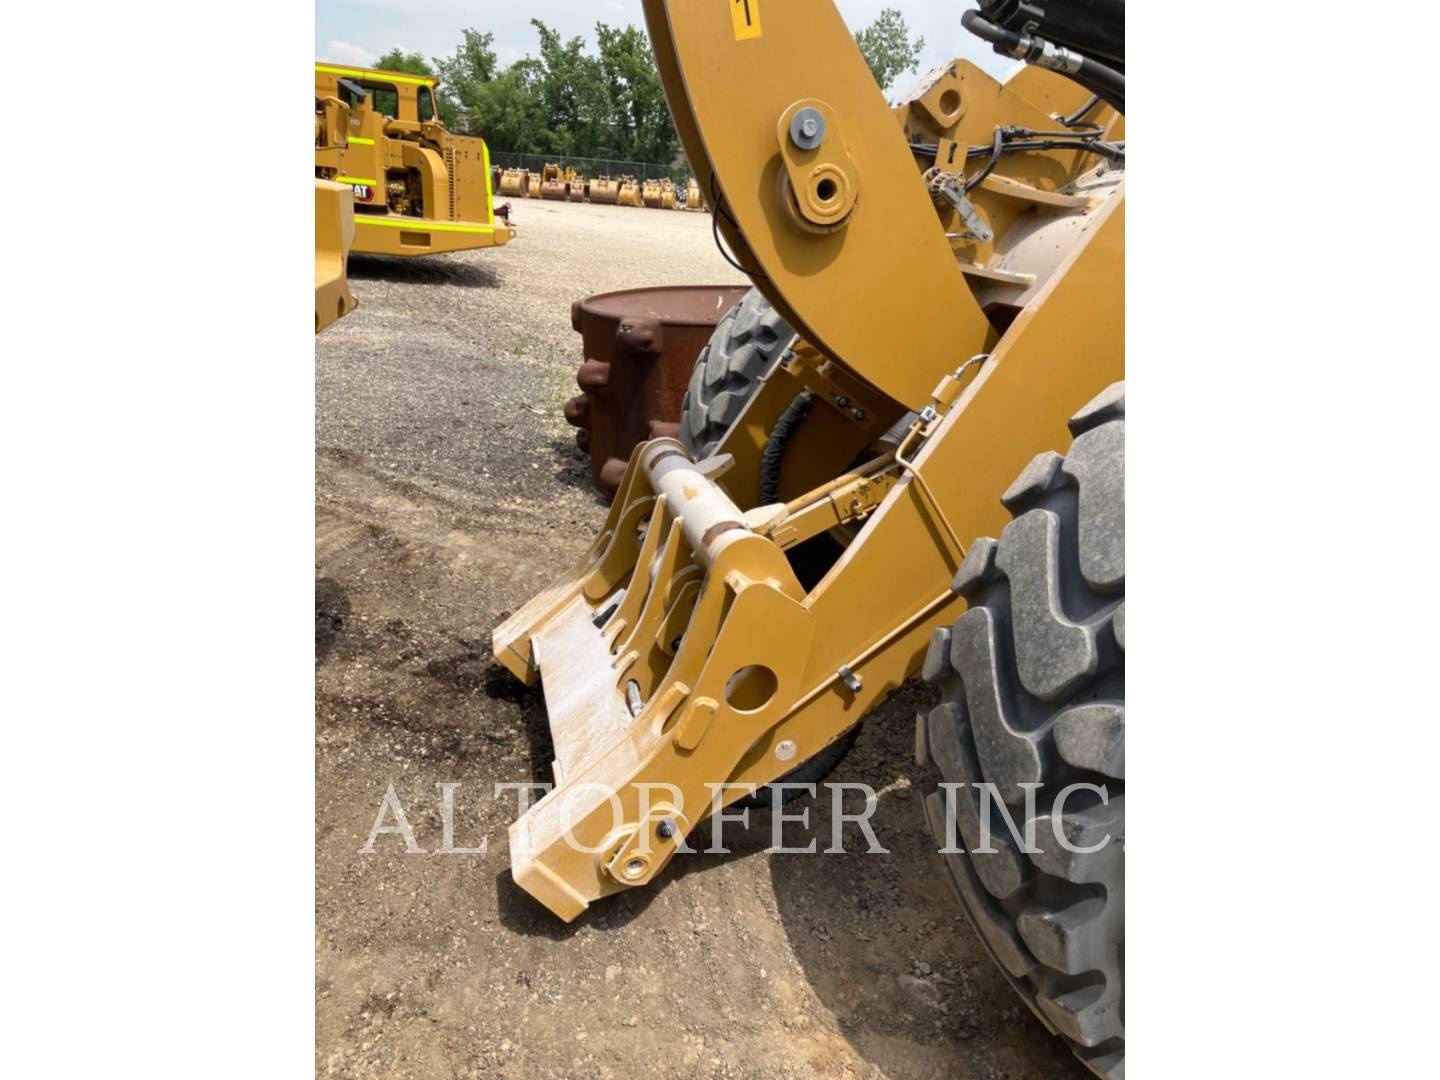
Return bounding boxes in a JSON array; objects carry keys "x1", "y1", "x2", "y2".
[
  {"x1": 759, "y1": 392, "x2": 814, "y2": 505},
  {"x1": 975, "y1": 0, "x2": 1125, "y2": 67},
  {"x1": 962, "y1": 10, "x2": 1125, "y2": 115}
]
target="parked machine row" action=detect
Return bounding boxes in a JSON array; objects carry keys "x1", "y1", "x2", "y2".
[{"x1": 496, "y1": 166, "x2": 705, "y2": 211}]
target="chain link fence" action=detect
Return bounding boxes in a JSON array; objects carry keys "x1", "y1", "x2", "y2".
[{"x1": 488, "y1": 151, "x2": 690, "y2": 185}]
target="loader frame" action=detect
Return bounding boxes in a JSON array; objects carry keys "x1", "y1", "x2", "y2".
[{"x1": 495, "y1": 0, "x2": 1123, "y2": 920}]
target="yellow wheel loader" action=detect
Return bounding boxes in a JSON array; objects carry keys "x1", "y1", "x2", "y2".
[
  {"x1": 495, "y1": 1, "x2": 1125, "y2": 1073},
  {"x1": 314, "y1": 63, "x2": 515, "y2": 258}
]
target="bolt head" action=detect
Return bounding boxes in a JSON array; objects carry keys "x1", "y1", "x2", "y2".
[
  {"x1": 624, "y1": 858, "x2": 646, "y2": 879},
  {"x1": 775, "y1": 739, "x2": 798, "y2": 762},
  {"x1": 789, "y1": 108, "x2": 826, "y2": 150},
  {"x1": 657, "y1": 819, "x2": 677, "y2": 839}
]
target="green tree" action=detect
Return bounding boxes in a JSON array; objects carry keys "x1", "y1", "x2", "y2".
[
  {"x1": 467, "y1": 65, "x2": 550, "y2": 154},
  {"x1": 374, "y1": 48, "x2": 433, "y2": 78},
  {"x1": 594, "y1": 22, "x2": 677, "y2": 163},
  {"x1": 528, "y1": 20, "x2": 608, "y2": 156},
  {"x1": 415, "y1": 21, "x2": 680, "y2": 167},
  {"x1": 854, "y1": 8, "x2": 926, "y2": 93},
  {"x1": 433, "y1": 29, "x2": 501, "y2": 131}
]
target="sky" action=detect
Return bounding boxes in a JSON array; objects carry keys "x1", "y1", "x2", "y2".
[{"x1": 315, "y1": 1, "x2": 1018, "y2": 92}]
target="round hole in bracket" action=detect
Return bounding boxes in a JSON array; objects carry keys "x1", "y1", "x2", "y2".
[
  {"x1": 725, "y1": 665, "x2": 778, "y2": 712},
  {"x1": 815, "y1": 177, "x2": 838, "y2": 202},
  {"x1": 938, "y1": 88, "x2": 962, "y2": 117}
]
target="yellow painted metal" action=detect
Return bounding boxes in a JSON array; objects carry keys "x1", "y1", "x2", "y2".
[
  {"x1": 316, "y1": 63, "x2": 434, "y2": 87},
  {"x1": 617, "y1": 177, "x2": 643, "y2": 207},
  {"x1": 643, "y1": 0, "x2": 994, "y2": 406},
  {"x1": 684, "y1": 176, "x2": 705, "y2": 211},
  {"x1": 494, "y1": 3, "x2": 1124, "y2": 920},
  {"x1": 315, "y1": 179, "x2": 357, "y2": 333},
  {"x1": 499, "y1": 169, "x2": 529, "y2": 198},
  {"x1": 313, "y1": 62, "x2": 515, "y2": 258},
  {"x1": 589, "y1": 177, "x2": 621, "y2": 205}
]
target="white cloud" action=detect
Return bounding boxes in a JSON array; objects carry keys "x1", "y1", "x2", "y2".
[{"x1": 324, "y1": 39, "x2": 376, "y2": 67}]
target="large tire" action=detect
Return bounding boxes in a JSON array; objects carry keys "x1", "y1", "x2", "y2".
[
  {"x1": 679, "y1": 288, "x2": 796, "y2": 459},
  {"x1": 919, "y1": 382, "x2": 1125, "y2": 1078}
]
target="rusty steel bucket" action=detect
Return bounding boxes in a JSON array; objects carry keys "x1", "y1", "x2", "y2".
[{"x1": 565, "y1": 285, "x2": 751, "y2": 499}]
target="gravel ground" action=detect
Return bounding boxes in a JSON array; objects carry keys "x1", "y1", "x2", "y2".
[{"x1": 315, "y1": 198, "x2": 1088, "y2": 1079}]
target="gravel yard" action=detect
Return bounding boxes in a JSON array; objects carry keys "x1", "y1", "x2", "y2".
[{"x1": 315, "y1": 197, "x2": 1087, "y2": 1079}]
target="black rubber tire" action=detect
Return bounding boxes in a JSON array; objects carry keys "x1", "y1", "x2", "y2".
[
  {"x1": 918, "y1": 381, "x2": 1125, "y2": 1078},
  {"x1": 679, "y1": 288, "x2": 796, "y2": 459}
]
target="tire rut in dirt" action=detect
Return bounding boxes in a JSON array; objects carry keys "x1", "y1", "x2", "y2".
[{"x1": 918, "y1": 381, "x2": 1125, "y2": 1078}]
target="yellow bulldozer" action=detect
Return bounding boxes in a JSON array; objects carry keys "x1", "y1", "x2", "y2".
[
  {"x1": 313, "y1": 62, "x2": 514, "y2": 258},
  {"x1": 495, "y1": 0, "x2": 1125, "y2": 1073}
]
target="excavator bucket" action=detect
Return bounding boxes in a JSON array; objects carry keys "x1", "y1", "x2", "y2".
[
  {"x1": 684, "y1": 176, "x2": 705, "y2": 211},
  {"x1": 500, "y1": 169, "x2": 529, "y2": 198},
  {"x1": 541, "y1": 163, "x2": 568, "y2": 200}
]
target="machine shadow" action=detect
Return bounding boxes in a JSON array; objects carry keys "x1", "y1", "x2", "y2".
[
  {"x1": 767, "y1": 680, "x2": 1088, "y2": 1078},
  {"x1": 348, "y1": 253, "x2": 501, "y2": 290},
  {"x1": 494, "y1": 821, "x2": 775, "y2": 939},
  {"x1": 547, "y1": 433, "x2": 604, "y2": 498}
]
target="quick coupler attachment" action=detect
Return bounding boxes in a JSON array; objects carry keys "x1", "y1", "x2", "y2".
[{"x1": 493, "y1": 438, "x2": 815, "y2": 920}]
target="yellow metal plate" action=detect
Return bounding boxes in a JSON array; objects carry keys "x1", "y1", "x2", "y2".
[
  {"x1": 729, "y1": 0, "x2": 763, "y2": 40},
  {"x1": 644, "y1": 0, "x2": 993, "y2": 407}
]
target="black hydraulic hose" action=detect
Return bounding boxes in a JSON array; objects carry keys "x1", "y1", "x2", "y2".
[
  {"x1": 962, "y1": 8, "x2": 1020, "y2": 50},
  {"x1": 909, "y1": 134, "x2": 1125, "y2": 171},
  {"x1": 994, "y1": 138, "x2": 1125, "y2": 164},
  {"x1": 710, "y1": 172, "x2": 768, "y2": 281},
  {"x1": 964, "y1": 126, "x2": 1005, "y2": 192},
  {"x1": 977, "y1": 0, "x2": 1125, "y2": 67},
  {"x1": 1070, "y1": 57, "x2": 1124, "y2": 114},
  {"x1": 1061, "y1": 94, "x2": 1102, "y2": 128},
  {"x1": 962, "y1": 10, "x2": 1124, "y2": 115},
  {"x1": 759, "y1": 392, "x2": 814, "y2": 505}
]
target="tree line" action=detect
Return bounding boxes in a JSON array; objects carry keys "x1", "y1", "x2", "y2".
[{"x1": 371, "y1": 9, "x2": 924, "y2": 166}]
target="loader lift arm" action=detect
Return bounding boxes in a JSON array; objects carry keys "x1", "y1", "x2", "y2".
[{"x1": 495, "y1": 0, "x2": 1123, "y2": 921}]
